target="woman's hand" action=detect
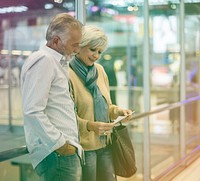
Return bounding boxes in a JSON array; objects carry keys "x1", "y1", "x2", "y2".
[
  {"x1": 87, "y1": 121, "x2": 115, "y2": 136},
  {"x1": 118, "y1": 109, "x2": 133, "y2": 117},
  {"x1": 115, "y1": 109, "x2": 134, "y2": 123}
]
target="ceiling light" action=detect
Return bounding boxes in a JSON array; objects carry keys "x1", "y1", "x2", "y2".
[
  {"x1": 0, "y1": 6, "x2": 28, "y2": 14},
  {"x1": 44, "y1": 3, "x2": 54, "y2": 10}
]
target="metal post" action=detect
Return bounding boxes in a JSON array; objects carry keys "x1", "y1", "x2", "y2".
[
  {"x1": 143, "y1": 0, "x2": 151, "y2": 180},
  {"x1": 75, "y1": 0, "x2": 86, "y2": 25},
  {"x1": 126, "y1": 24, "x2": 132, "y2": 108},
  {"x1": 7, "y1": 28, "x2": 13, "y2": 132},
  {"x1": 180, "y1": 0, "x2": 186, "y2": 159}
]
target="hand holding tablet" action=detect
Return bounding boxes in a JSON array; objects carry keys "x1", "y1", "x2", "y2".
[{"x1": 113, "y1": 110, "x2": 135, "y2": 125}]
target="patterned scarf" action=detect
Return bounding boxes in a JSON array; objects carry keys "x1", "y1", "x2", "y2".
[{"x1": 69, "y1": 57, "x2": 110, "y2": 124}]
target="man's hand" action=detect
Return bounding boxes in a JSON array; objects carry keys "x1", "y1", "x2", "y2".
[{"x1": 55, "y1": 143, "x2": 76, "y2": 156}]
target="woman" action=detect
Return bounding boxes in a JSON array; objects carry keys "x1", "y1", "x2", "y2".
[{"x1": 69, "y1": 25, "x2": 132, "y2": 181}]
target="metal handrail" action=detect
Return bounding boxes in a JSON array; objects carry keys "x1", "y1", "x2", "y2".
[
  {"x1": 132, "y1": 95, "x2": 200, "y2": 120},
  {"x1": 0, "y1": 145, "x2": 28, "y2": 162},
  {"x1": 0, "y1": 95, "x2": 200, "y2": 163}
]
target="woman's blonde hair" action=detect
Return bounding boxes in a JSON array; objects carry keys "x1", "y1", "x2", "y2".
[{"x1": 80, "y1": 25, "x2": 108, "y2": 52}]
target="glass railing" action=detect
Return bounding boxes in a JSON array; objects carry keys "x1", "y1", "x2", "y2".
[{"x1": 1, "y1": 96, "x2": 200, "y2": 181}]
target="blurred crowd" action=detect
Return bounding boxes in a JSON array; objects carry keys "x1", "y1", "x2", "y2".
[{"x1": 0, "y1": 54, "x2": 27, "y2": 86}]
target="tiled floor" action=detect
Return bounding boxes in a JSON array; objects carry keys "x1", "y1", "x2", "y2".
[{"x1": 172, "y1": 157, "x2": 200, "y2": 181}]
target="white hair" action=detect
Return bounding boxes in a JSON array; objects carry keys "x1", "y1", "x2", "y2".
[
  {"x1": 80, "y1": 25, "x2": 108, "y2": 52},
  {"x1": 46, "y1": 13, "x2": 82, "y2": 43}
]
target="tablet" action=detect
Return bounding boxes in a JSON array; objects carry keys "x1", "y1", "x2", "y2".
[{"x1": 113, "y1": 111, "x2": 135, "y2": 125}]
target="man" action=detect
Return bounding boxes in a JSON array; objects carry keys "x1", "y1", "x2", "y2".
[{"x1": 21, "y1": 13, "x2": 83, "y2": 181}]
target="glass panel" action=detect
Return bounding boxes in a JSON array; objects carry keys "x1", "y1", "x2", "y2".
[
  {"x1": 184, "y1": 0, "x2": 200, "y2": 159},
  {"x1": 84, "y1": 2, "x2": 200, "y2": 179},
  {"x1": 85, "y1": 0, "x2": 144, "y2": 113},
  {"x1": 1, "y1": 101, "x2": 200, "y2": 180},
  {"x1": 149, "y1": 0, "x2": 181, "y2": 110},
  {"x1": 129, "y1": 102, "x2": 199, "y2": 180},
  {"x1": 185, "y1": 101, "x2": 200, "y2": 154},
  {"x1": 149, "y1": 109, "x2": 180, "y2": 179}
]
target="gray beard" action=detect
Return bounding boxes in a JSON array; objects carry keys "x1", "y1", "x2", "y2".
[{"x1": 64, "y1": 54, "x2": 74, "y2": 62}]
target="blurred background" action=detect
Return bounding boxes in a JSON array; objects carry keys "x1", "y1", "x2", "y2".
[{"x1": 0, "y1": 0, "x2": 200, "y2": 181}]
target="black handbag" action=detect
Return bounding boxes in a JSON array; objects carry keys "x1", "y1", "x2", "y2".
[{"x1": 111, "y1": 123, "x2": 137, "y2": 178}]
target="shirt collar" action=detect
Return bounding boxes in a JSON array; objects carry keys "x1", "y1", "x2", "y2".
[{"x1": 41, "y1": 46, "x2": 63, "y2": 62}]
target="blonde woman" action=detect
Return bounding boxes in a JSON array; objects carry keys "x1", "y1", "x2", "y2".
[{"x1": 69, "y1": 25, "x2": 132, "y2": 181}]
